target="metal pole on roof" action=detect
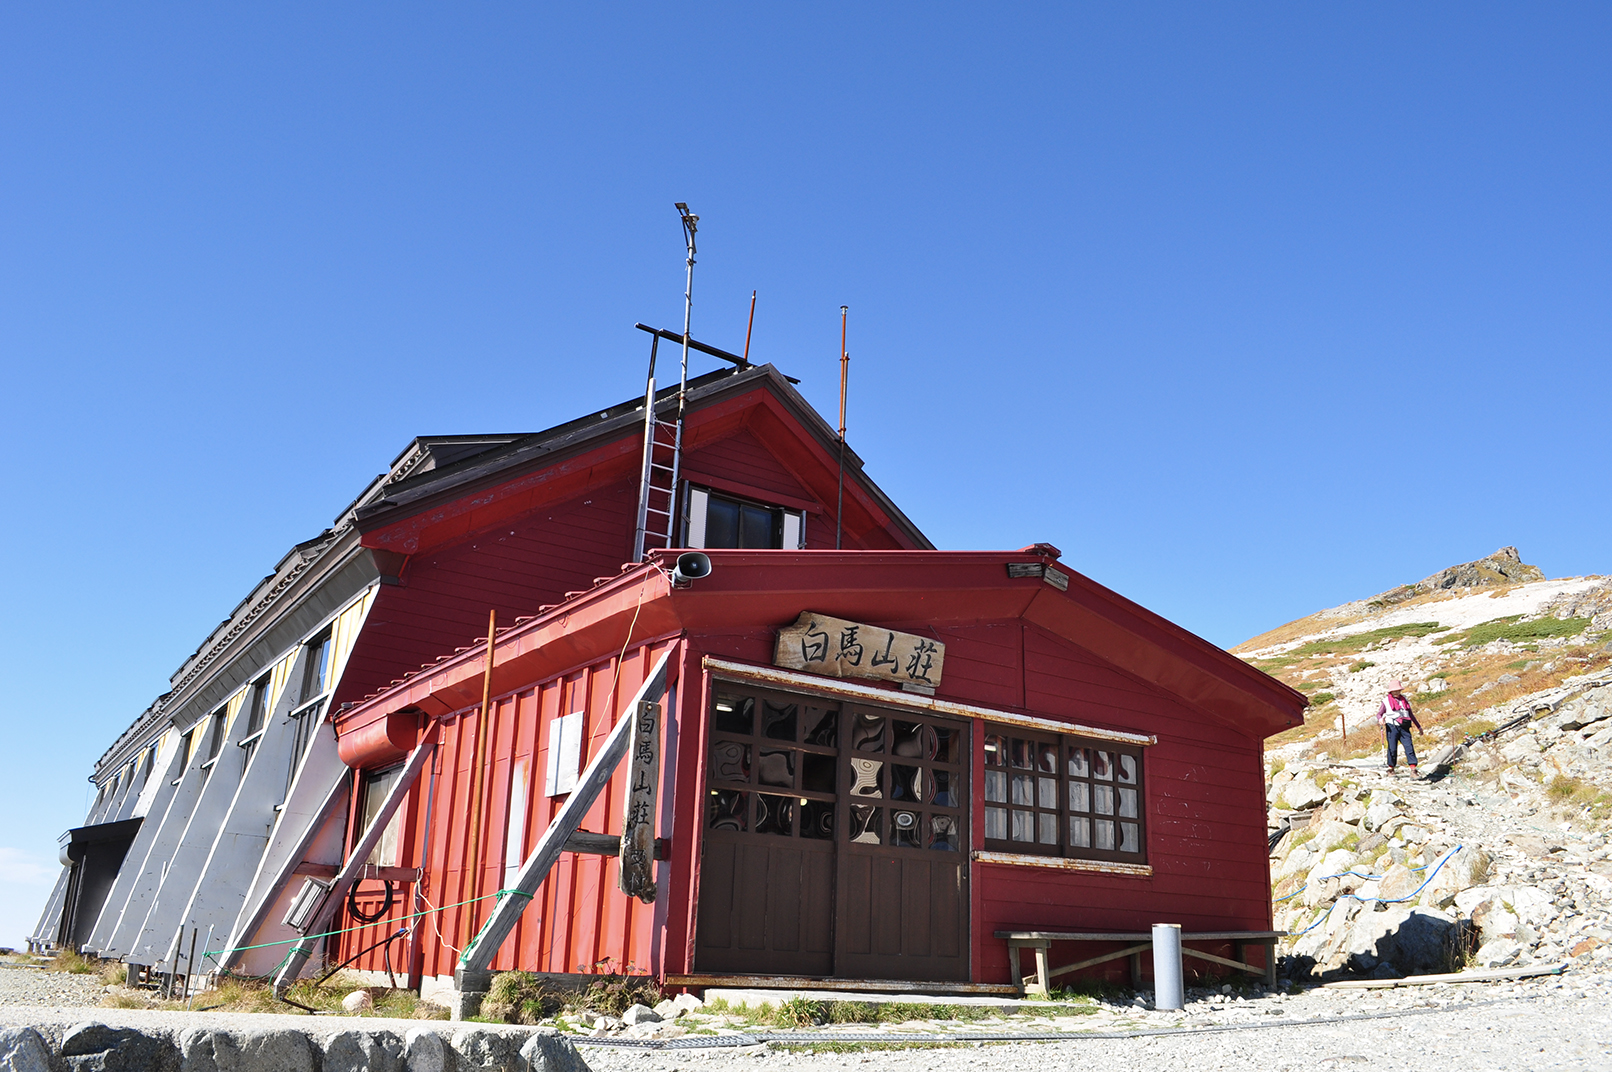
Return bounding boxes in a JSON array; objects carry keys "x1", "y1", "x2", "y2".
[
  {"x1": 675, "y1": 203, "x2": 698, "y2": 421},
  {"x1": 836, "y1": 306, "x2": 848, "y2": 550}
]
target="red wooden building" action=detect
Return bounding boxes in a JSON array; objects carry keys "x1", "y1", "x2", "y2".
[
  {"x1": 329, "y1": 545, "x2": 1304, "y2": 995},
  {"x1": 205, "y1": 358, "x2": 1304, "y2": 1002}
]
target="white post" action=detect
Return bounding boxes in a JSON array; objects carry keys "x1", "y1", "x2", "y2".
[{"x1": 1152, "y1": 923, "x2": 1184, "y2": 1010}]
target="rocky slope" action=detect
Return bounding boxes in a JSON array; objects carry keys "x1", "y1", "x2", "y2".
[{"x1": 1244, "y1": 548, "x2": 1612, "y2": 981}]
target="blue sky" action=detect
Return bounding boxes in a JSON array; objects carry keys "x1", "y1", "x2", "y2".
[{"x1": 2, "y1": 5, "x2": 1609, "y2": 948}]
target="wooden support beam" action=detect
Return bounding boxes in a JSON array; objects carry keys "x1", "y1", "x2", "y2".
[
  {"x1": 455, "y1": 650, "x2": 672, "y2": 991},
  {"x1": 272, "y1": 731, "x2": 437, "y2": 996}
]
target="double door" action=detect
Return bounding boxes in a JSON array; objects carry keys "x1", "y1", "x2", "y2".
[{"x1": 695, "y1": 683, "x2": 969, "y2": 980}]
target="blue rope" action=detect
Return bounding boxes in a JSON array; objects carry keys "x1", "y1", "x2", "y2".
[{"x1": 1288, "y1": 845, "x2": 1464, "y2": 937}]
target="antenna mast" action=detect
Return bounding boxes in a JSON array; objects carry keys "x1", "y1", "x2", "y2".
[
  {"x1": 632, "y1": 204, "x2": 699, "y2": 562},
  {"x1": 836, "y1": 305, "x2": 848, "y2": 550}
]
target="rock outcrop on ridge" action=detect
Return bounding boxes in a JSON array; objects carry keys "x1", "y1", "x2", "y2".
[{"x1": 1246, "y1": 548, "x2": 1612, "y2": 982}]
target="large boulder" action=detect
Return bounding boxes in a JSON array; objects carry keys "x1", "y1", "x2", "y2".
[
  {"x1": 1376, "y1": 862, "x2": 1421, "y2": 903},
  {"x1": 519, "y1": 1033, "x2": 588, "y2": 1072},
  {"x1": 323, "y1": 1032, "x2": 403, "y2": 1072},
  {"x1": 0, "y1": 1029, "x2": 52, "y2": 1072},
  {"x1": 1280, "y1": 776, "x2": 1330, "y2": 811},
  {"x1": 1422, "y1": 847, "x2": 1485, "y2": 908},
  {"x1": 61, "y1": 1023, "x2": 177, "y2": 1072},
  {"x1": 179, "y1": 1029, "x2": 318, "y2": 1072},
  {"x1": 1345, "y1": 907, "x2": 1466, "y2": 976}
]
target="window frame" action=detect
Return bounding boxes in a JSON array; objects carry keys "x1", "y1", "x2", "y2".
[
  {"x1": 980, "y1": 725, "x2": 1147, "y2": 865},
  {"x1": 683, "y1": 485, "x2": 806, "y2": 550},
  {"x1": 300, "y1": 630, "x2": 334, "y2": 705}
]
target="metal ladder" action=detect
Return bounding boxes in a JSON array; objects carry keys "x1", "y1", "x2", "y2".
[
  {"x1": 632, "y1": 203, "x2": 699, "y2": 563},
  {"x1": 632, "y1": 335, "x2": 684, "y2": 561}
]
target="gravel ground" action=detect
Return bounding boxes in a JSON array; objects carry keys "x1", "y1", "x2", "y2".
[
  {"x1": 0, "y1": 964, "x2": 106, "y2": 1008},
  {"x1": 582, "y1": 982, "x2": 1612, "y2": 1072},
  {"x1": 6, "y1": 964, "x2": 1610, "y2": 1069}
]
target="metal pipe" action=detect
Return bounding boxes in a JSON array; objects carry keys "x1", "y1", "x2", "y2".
[
  {"x1": 1152, "y1": 923, "x2": 1184, "y2": 1010},
  {"x1": 676, "y1": 204, "x2": 698, "y2": 422},
  {"x1": 836, "y1": 306, "x2": 848, "y2": 550},
  {"x1": 464, "y1": 610, "x2": 498, "y2": 922},
  {"x1": 184, "y1": 927, "x2": 198, "y2": 1002},
  {"x1": 742, "y1": 291, "x2": 756, "y2": 366},
  {"x1": 633, "y1": 324, "x2": 745, "y2": 367}
]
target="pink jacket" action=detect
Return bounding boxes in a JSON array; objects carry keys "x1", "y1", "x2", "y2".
[{"x1": 1375, "y1": 693, "x2": 1423, "y2": 733}]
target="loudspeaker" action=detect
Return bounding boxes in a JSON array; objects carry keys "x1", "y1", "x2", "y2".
[{"x1": 672, "y1": 552, "x2": 712, "y2": 586}]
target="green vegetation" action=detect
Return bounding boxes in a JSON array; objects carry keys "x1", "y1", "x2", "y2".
[
  {"x1": 1289, "y1": 622, "x2": 1446, "y2": 657},
  {"x1": 483, "y1": 972, "x2": 566, "y2": 1025},
  {"x1": 1442, "y1": 616, "x2": 1591, "y2": 648},
  {"x1": 1348, "y1": 661, "x2": 1376, "y2": 673},
  {"x1": 1310, "y1": 692, "x2": 1335, "y2": 706},
  {"x1": 721, "y1": 998, "x2": 1092, "y2": 1030},
  {"x1": 103, "y1": 972, "x2": 444, "y2": 1018},
  {"x1": 1546, "y1": 775, "x2": 1611, "y2": 815}
]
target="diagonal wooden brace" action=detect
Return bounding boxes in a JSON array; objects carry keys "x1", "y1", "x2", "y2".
[
  {"x1": 454, "y1": 650, "x2": 672, "y2": 994},
  {"x1": 272, "y1": 729, "x2": 438, "y2": 999}
]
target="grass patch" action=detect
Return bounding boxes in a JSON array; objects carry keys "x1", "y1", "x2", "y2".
[
  {"x1": 1349, "y1": 661, "x2": 1376, "y2": 673},
  {"x1": 44, "y1": 950, "x2": 100, "y2": 975},
  {"x1": 1289, "y1": 622, "x2": 1447, "y2": 658},
  {"x1": 579, "y1": 974, "x2": 661, "y2": 1016},
  {"x1": 482, "y1": 972, "x2": 566, "y2": 1025},
  {"x1": 1310, "y1": 692, "x2": 1335, "y2": 706},
  {"x1": 175, "y1": 972, "x2": 440, "y2": 1018},
  {"x1": 1443, "y1": 616, "x2": 1591, "y2": 648}
]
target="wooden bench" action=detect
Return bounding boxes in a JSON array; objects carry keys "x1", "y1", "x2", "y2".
[{"x1": 995, "y1": 930, "x2": 1286, "y2": 993}]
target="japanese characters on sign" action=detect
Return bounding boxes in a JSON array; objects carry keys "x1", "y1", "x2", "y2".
[
  {"x1": 617, "y1": 699, "x2": 660, "y2": 904},
  {"x1": 774, "y1": 611, "x2": 945, "y2": 688}
]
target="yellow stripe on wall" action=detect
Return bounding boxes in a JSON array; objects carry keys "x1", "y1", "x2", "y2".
[{"x1": 328, "y1": 586, "x2": 377, "y2": 688}]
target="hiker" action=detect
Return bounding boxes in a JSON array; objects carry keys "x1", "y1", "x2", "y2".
[{"x1": 1375, "y1": 679, "x2": 1424, "y2": 776}]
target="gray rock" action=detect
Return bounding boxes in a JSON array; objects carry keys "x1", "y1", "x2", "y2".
[
  {"x1": 403, "y1": 1030, "x2": 447, "y2": 1072},
  {"x1": 61, "y1": 1023, "x2": 176, "y2": 1072},
  {"x1": 324, "y1": 1031, "x2": 403, "y2": 1072},
  {"x1": 1377, "y1": 863, "x2": 1421, "y2": 903},
  {"x1": 206, "y1": 1030, "x2": 318, "y2": 1072},
  {"x1": 1476, "y1": 937, "x2": 1522, "y2": 968},
  {"x1": 1280, "y1": 777, "x2": 1329, "y2": 811},
  {"x1": 1346, "y1": 907, "x2": 1464, "y2": 975},
  {"x1": 342, "y1": 990, "x2": 376, "y2": 1015},
  {"x1": 519, "y1": 1033, "x2": 589, "y2": 1072},
  {"x1": 0, "y1": 1028, "x2": 53, "y2": 1072},
  {"x1": 450, "y1": 1028, "x2": 522, "y2": 1072},
  {"x1": 620, "y1": 1004, "x2": 660, "y2": 1026}
]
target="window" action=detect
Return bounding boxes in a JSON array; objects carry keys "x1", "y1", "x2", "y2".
[
  {"x1": 243, "y1": 676, "x2": 271, "y2": 738},
  {"x1": 982, "y1": 728, "x2": 1145, "y2": 864},
  {"x1": 684, "y1": 486, "x2": 805, "y2": 550},
  {"x1": 361, "y1": 766, "x2": 404, "y2": 867},
  {"x1": 705, "y1": 687, "x2": 841, "y2": 838},
  {"x1": 300, "y1": 631, "x2": 334, "y2": 704},
  {"x1": 543, "y1": 712, "x2": 584, "y2": 796},
  {"x1": 200, "y1": 708, "x2": 228, "y2": 768},
  {"x1": 504, "y1": 758, "x2": 530, "y2": 888}
]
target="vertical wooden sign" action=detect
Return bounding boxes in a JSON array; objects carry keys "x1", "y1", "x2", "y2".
[{"x1": 618, "y1": 699, "x2": 660, "y2": 903}]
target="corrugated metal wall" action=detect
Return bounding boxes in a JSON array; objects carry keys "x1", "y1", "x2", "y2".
[{"x1": 338, "y1": 638, "x2": 678, "y2": 981}]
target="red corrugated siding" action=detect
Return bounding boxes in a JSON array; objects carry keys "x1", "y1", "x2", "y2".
[{"x1": 336, "y1": 641, "x2": 678, "y2": 982}]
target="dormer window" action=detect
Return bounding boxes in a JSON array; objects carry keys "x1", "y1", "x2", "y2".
[{"x1": 685, "y1": 486, "x2": 805, "y2": 550}]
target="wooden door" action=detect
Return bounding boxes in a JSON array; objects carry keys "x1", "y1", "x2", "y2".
[
  {"x1": 694, "y1": 686, "x2": 839, "y2": 976},
  {"x1": 694, "y1": 685, "x2": 969, "y2": 981},
  {"x1": 834, "y1": 706, "x2": 969, "y2": 981}
]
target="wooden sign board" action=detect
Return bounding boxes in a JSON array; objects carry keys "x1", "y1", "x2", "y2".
[
  {"x1": 618, "y1": 699, "x2": 660, "y2": 903},
  {"x1": 774, "y1": 611, "x2": 945, "y2": 688}
]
